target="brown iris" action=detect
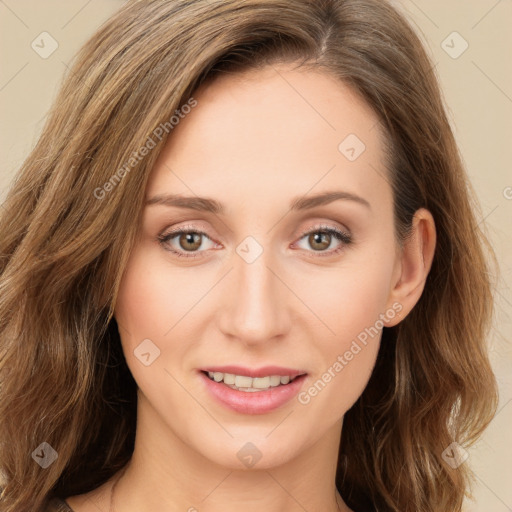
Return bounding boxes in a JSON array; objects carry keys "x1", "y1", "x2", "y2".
[
  {"x1": 178, "y1": 232, "x2": 202, "y2": 251},
  {"x1": 308, "y1": 232, "x2": 331, "y2": 251}
]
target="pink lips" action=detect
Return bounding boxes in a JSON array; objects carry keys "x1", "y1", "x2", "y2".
[{"x1": 198, "y1": 366, "x2": 308, "y2": 415}]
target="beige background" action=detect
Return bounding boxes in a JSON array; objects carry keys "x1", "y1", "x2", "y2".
[{"x1": 0, "y1": 1, "x2": 510, "y2": 510}]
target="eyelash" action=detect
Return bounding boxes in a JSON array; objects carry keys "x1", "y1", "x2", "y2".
[{"x1": 157, "y1": 223, "x2": 353, "y2": 259}]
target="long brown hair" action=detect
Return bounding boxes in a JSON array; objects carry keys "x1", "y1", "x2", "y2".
[{"x1": 0, "y1": 1, "x2": 498, "y2": 510}]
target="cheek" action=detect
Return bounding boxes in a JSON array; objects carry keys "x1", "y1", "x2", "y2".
[
  {"x1": 297, "y1": 338, "x2": 380, "y2": 427},
  {"x1": 114, "y1": 244, "x2": 216, "y2": 394},
  {"x1": 115, "y1": 264, "x2": 164, "y2": 339},
  {"x1": 114, "y1": 248, "x2": 183, "y2": 376},
  {"x1": 296, "y1": 278, "x2": 385, "y2": 425},
  {"x1": 293, "y1": 249, "x2": 394, "y2": 416},
  {"x1": 115, "y1": 245, "x2": 198, "y2": 341},
  {"x1": 295, "y1": 248, "x2": 394, "y2": 344}
]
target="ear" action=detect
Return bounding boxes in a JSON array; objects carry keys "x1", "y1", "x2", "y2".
[{"x1": 384, "y1": 208, "x2": 436, "y2": 327}]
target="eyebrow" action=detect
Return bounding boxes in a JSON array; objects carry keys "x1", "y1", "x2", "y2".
[{"x1": 145, "y1": 190, "x2": 371, "y2": 213}]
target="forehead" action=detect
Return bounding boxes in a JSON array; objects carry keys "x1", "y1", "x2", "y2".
[{"x1": 146, "y1": 64, "x2": 390, "y2": 216}]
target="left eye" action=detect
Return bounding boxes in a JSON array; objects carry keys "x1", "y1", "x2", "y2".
[
  {"x1": 294, "y1": 226, "x2": 352, "y2": 255},
  {"x1": 158, "y1": 225, "x2": 352, "y2": 259}
]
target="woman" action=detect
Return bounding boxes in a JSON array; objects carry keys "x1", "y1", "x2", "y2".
[{"x1": 0, "y1": 0, "x2": 498, "y2": 511}]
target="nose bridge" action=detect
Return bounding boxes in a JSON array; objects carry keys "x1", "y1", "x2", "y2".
[{"x1": 219, "y1": 242, "x2": 289, "y2": 343}]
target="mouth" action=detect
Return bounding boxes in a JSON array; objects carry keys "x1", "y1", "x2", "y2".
[
  {"x1": 197, "y1": 366, "x2": 309, "y2": 415},
  {"x1": 200, "y1": 370, "x2": 305, "y2": 392}
]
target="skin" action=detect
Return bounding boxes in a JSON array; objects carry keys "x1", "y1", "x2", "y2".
[{"x1": 66, "y1": 63, "x2": 436, "y2": 512}]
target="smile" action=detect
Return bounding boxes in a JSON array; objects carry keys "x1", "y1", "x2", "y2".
[
  {"x1": 204, "y1": 371, "x2": 302, "y2": 391},
  {"x1": 198, "y1": 368, "x2": 308, "y2": 415}
]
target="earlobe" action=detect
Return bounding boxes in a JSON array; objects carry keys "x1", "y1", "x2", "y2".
[{"x1": 385, "y1": 208, "x2": 436, "y2": 327}]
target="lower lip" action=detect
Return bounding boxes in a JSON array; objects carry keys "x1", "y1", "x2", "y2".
[{"x1": 198, "y1": 371, "x2": 307, "y2": 415}]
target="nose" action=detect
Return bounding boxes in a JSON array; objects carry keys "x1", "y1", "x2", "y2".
[{"x1": 217, "y1": 247, "x2": 291, "y2": 347}]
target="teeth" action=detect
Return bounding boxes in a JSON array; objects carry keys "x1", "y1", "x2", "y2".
[
  {"x1": 252, "y1": 377, "x2": 270, "y2": 389},
  {"x1": 235, "y1": 375, "x2": 253, "y2": 388},
  {"x1": 269, "y1": 375, "x2": 281, "y2": 387},
  {"x1": 206, "y1": 371, "x2": 301, "y2": 391},
  {"x1": 223, "y1": 373, "x2": 236, "y2": 385}
]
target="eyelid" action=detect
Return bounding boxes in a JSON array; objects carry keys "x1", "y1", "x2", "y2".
[{"x1": 296, "y1": 221, "x2": 351, "y2": 240}]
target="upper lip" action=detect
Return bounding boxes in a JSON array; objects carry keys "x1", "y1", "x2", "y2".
[{"x1": 199, "y1": 365, "x2": 307, "y2": 379}]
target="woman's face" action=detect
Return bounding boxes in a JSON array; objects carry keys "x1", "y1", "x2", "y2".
[{"x1": 115, "y1": 64, "x2": 405, "y2": 469}]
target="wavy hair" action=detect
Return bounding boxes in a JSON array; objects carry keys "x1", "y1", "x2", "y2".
[{"x1": 0, "y1": 0, "x2": 498, "y2": 510}]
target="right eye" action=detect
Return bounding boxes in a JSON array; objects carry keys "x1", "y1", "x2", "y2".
[{"x1": 158, "y1": 226, "x2": 219, "y2": 259}]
